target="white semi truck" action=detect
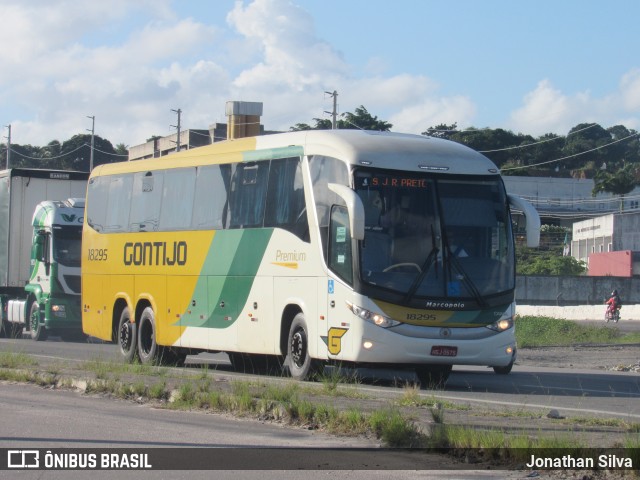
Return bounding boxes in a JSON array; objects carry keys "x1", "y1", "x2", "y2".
[{"x1": 0, "y1": 168, "x2": 88, "y2": 340}]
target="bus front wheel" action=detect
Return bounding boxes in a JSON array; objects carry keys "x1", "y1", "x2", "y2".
[
  {"x1": 117, "y1": 307, "x2": 137, "y2": 363},
  {"x1": 285, "y1": 313, "x2": 321, "y2": 381}
]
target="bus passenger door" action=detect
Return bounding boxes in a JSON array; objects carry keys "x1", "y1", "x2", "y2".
[{"x1": 324, "y1": 205, "x2": 355, "y2": 362}]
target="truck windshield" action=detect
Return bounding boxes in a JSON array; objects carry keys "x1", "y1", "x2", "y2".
[
  {"x1": 356, "y1": 169, "x2": 514, "y2": 301},
  {"x1": 52, "y1": 226, "x2": 83, "y2": 267}
]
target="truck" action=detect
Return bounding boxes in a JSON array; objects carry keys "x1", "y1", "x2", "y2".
[{"x1": 0, "y1": 168, "x2": 88, "y2": 340}]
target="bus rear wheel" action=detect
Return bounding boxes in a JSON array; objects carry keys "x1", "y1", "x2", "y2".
[
  {"x1": 138, "y1": 307, "x2": 159, "y2": 365},
  {"x1": 29, "y1": 300, "x2": 47, "y2": 342},
  {"x1": 117, "y1": 307, "x2": 137, "y2": 363},
  {"x1": 285, "y1": 313, "x2": 321, "y2": 381}
]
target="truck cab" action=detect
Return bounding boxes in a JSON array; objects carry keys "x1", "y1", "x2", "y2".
[{"x1": 6, "y1": 198, "x2": 85, "y2": 340}]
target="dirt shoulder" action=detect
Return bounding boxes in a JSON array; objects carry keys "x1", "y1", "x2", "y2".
[{"x1": 517, "y1": 344, "x2": 640, "y2": 372}]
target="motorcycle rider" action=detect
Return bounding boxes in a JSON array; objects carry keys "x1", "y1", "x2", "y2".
[{"x1": 605, "y1": 289, "x2": 622, "y2": 320}]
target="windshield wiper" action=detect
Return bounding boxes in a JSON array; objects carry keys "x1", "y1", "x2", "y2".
[
  {"x1": 402, "y1": 246, "x2": 439, "y2": 304},
  {"x1": 443, "y1": 239, "x2": 488, "y2": 309}
]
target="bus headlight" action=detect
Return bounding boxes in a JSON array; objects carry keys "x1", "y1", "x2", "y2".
[
  {"x1": 486, "y1": 317, "x2": 513, "y2": 332},
  {"x1": 51, "y1": 304, "x2": 67, "y2": 318},
  {"x1": 346, "y1": 302, "x2": 401, "y2": 328}
]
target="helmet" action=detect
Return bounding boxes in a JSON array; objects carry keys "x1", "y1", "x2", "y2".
[{"x1": 612, "y1": 289, "x2": 618, "y2": 296}]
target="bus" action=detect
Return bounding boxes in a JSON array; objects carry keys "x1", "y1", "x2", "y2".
[{"x1": 81, "y1": 130, "x2": 540, "y2": 385}]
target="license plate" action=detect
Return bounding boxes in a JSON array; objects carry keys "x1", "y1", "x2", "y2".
[{"x1": 431, "y1": 346, "x2": 458, "y2": 357}]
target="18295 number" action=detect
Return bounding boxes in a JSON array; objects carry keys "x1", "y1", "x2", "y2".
[{"x1": 87, "y1": 248, "x2": 108, "y2": 261}]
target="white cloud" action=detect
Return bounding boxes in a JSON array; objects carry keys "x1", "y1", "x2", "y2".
[
  {"x1": 510, "y1": 76, "x2": 640, "y2": 136},
  {"x1": 389, "y1": 96, "x2": 477, "y2": 134},
  {"x1": 227, "y1": 0, "x2": 349, "y2": 91},
  {"x1": 620, "y1": 69, "x2": 640, "y2": 112}
]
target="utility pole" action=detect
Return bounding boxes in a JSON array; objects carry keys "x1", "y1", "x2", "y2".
[
  {"x1": 324, "y1": 90, "x2": 338, "y2": 129},
  {"x1": 171, "y1": 108, "x2": 182, "y2": 152},
  {"x1": 4, "y1": 124, "x2": 10, "y2": 169},
  {"x1": 87, "y1": 115, "x2": 95, "y2": 172}
]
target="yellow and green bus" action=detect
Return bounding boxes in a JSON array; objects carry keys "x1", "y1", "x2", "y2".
[{"x1": 81, "y1": 130, "x2": 539, "y2": 385}]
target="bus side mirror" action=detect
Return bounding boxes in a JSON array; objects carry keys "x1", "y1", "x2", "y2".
[
  {"x1": 328, "y1": 183, "x2": 365, "y2": 240},
  {"x1": 508, "y1": 194, "x2": 540, "y2": 248}
]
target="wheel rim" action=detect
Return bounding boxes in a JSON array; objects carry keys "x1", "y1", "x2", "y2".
[
  {"x1": 30, "y1": 307, "x2": 39, "y2": 333},
  {"x1": 291, "y1": 329, "x2": 307, "y2": 368},
  {"x1": 119, "y1": 321, "x2": 132, "y2": 352}
]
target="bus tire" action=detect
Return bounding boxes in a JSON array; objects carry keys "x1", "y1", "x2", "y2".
[
  {"x1": 285, "y1": 313, "x2": 321, "y2": 381},
  {"x1": 493, "y1": 360, "x2": 514, "y2": 375},
  {"x1": 137, "y1": 307, "x2": 158, "y2": 365},
  {"x1": 117, "y1": 307, "x2": 137, "y2": 363},
  {"x1": 29, "y1": 300, "x2": 47, "y2": 342},
  {"x1": 415, "y1": 365, "x2": 452, "y2": 389}
]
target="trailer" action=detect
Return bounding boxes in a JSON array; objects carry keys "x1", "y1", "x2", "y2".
[{"x1": 0, "y1": 169, "x2": 88, "y2": 340}]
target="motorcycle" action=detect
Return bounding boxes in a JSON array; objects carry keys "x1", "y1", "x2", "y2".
[{"x1": 605, "y1": 304, "x2": 621, "y2": 323}]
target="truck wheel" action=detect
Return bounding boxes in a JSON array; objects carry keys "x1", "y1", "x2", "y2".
[
  {"x1": 29, "y1": 301, "x2": 48, "y2": 342},
  {"x1": 137, "y1": 307, "x2": 159, "y2": 365},
  {"x1": 285, "y1": 313, "x2": 322, "y2": 381},
  {"x1": 117, "y1": 307, "x2": 137, "y2": 362}
]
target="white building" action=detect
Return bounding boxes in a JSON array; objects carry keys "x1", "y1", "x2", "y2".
[{"x1": 572, "y1": 212, "x2": 640, "y2": 266}]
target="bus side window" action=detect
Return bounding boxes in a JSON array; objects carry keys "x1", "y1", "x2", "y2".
[
  {"x1": 86, "y1": 176, "x2": 108, "y2": 232},
  {"x1": 264, "y1": 157, "x2": 309, "y2": 242},
  {"x1": 328, "y1": 205, "x2": 353, "y2": 285},
  {"x1": 129, "y1": 171, "x2": 163, "y2": 232},
  {"x1": 228, "y1": 162, "x2": 268, "y2": 228}
]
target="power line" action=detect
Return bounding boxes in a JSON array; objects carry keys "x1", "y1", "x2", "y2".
[
  {"x1": 501, "y1": 132, "x2": 640, "y2": 171},
  {"x1": 7, "y1": 143, "x2": 127, "y2": 161},
  {"x1": 478, "y1": 123, "x2": 600, "y2": 153}
]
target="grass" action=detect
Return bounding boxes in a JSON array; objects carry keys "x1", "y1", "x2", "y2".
[
  {"x1": 515, "y1": 315, "x2": 640, "y2": 347},
  {"x1": 0, "y1": 351, "x2": 38, "y2": 368}
]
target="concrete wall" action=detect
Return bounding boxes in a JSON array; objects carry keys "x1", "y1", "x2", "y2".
[
  {"x1": 515, "y1": 275, "x2": 640, "y2": 305},
  {"x1": 516, "y1": 304, "x2": 640, "y2": 321}
]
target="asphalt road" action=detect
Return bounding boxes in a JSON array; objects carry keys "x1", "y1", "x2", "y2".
[{"x1": 1, "y1": 335, "x2": 639, "y2": 421}]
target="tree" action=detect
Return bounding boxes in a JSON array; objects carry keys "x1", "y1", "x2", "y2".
[
  {"x1": 341, "y1": 106, "x2": 392, "y2": 131},
  {"x1": 115, "y1": 143, "x2": 129, "y2": 156},
  {"x1": 449, "y1": 128, "x2": 534, "y2": 169},
  {"x1": 422, "y1": 123, "x2": 458, "y2": 140},
  {"x1": 289, "y1": 118, "x2": 332, "y2": 131},
  {"x1": 561, "y1": 123, "x2": 611, "y2": 171},
  {"x1": 289, "y1": 106, "x2": 391, "y2": 131},
  {"x1": 59, "y1": 134, "x2": 121, "y2": 171},
  {"x1": 516, "y1": 249, "x2": 586, "y2": 275},
  {"x1": 605, "y1": 125, "x2": 640, "y2": 168},
  {"x1": 592, "y1": 162, "x2": 640, "y2": 210}
]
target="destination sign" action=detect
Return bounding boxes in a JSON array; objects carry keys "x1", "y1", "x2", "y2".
[{"x1": 358, "y1": 175, "x2": 429, "y2": 189}]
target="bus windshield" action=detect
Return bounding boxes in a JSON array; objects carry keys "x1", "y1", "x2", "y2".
[{"x1": 356, "y1": 169, "x2": 514, "y2": 301}]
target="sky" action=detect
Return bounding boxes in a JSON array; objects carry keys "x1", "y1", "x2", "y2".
[{"x1": 1, "y1": 0, "x2": 640, "y2": 148}]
